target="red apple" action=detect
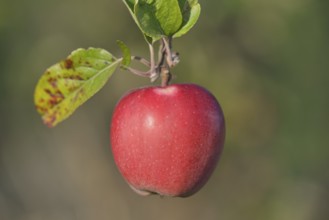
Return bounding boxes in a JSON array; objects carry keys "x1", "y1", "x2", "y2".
[{"x1": 110, "y1": 84, "x2": 225, "y2": 197}]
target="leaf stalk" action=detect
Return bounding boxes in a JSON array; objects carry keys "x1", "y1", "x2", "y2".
[{"x1": 125, "y1": 37, "x2": 180, "y2": 87}]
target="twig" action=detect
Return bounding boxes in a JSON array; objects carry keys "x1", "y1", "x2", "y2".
[{"x1": 131, "y1": 56, "x2": 150, "y2": 67}]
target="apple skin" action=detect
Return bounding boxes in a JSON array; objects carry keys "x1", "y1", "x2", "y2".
[{"x1": 110, "y1": 84, "x2": 225, "y2": 197}]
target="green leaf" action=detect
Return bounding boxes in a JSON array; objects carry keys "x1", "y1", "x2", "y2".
[
  {"x1": 122, "y1": 0, "x2": 138, "y2": 25},
  {"x1": 124, "y1": 0, "x2": 136, "y2": 11},
  {"x1": 121, "y1": 0, "x2": 201, "y2": 42},
  {"x1": 34, "y1": 48, "x2": 121, "y2": 127},
  {"x1": 122, "y1": 0, "x2": 153, "y2": 44},
  {"x1": 116, "y1": 40, "x2": 131, "y2": 68},
  {"x1": 135, "y1": 0, "x2": 183, "y2": 41},
  {"x1": 173, "y1": 0, "x2": 201, "y2": 38}
]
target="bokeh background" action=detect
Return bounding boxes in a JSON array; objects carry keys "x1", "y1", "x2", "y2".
[{"x1": 1, "y1": 0, "x2": 328, "y2": 219}]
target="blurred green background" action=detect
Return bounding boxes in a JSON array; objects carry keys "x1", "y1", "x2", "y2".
[{"x1": 1, "y1": 0, "x2": 328, "y2": 219}]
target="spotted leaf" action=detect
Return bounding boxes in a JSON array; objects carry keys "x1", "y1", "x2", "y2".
[{"x1": 34, "y1": 48, "x2": 121, "y2": 127}]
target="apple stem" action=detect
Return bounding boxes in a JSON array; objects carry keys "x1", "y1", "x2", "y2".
[
  {"x1": 160, "y1": 66, "x2": 171, "y2": 87},
  {"x1": 125, "y1": 37, "x2": 179, "y2": 86}
]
